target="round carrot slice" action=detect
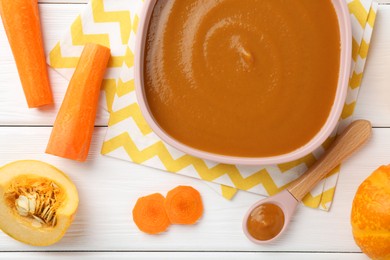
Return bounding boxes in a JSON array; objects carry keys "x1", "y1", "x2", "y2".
[
  {"x1": 164, "y1": 186, "x2": 203, "y2": 225},
  {"x1": 132, "y1": 193, "x2": 171, "y2": 234}
]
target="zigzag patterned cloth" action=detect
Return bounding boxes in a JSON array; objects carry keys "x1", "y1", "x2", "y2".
[{"x1": 48, "y1": 0, "x2": 378, "y2": 210}]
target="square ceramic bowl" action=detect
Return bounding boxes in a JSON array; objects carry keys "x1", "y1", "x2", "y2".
[{"x1": 134, "y1": 0, "x2": 352, "y2": 166}]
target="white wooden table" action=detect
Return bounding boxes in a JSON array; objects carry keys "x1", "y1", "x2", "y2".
[{"x1": 0, "y1": 1, "x2": 389, "y2": 259}]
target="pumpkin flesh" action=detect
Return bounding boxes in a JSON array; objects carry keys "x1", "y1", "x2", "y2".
[{"x1": 0, "y1": 160, "x2": 78, "y2": 246}]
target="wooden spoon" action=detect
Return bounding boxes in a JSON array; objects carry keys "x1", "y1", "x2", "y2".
[{"x1": 242, "y1": 120, "x2": 372, "y2": 244}]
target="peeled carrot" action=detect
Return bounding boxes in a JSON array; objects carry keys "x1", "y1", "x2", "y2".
[
  {"x1": 164, "y1": 186, "x2": 203, "y2": 225},
  {"x1": 132, "y1": 193, "x2": 171, "y2": 235},
  {"x1": 0, "y1": 0, "x2": 53, "y2": 108},
  {"x1": 46, "y1": 43, "x2": 110, "y2": 161}
]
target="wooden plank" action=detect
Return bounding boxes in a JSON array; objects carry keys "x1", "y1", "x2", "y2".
[
  {"x1": 0, "y1": 4, "x2": 109, "y2": 126},
  {"x1": 0, "y1": 4, "x2": 389, "y2": 126},
  {"x1": 38, "y1": 0, "x2": 88, "y2": 3},
  {"x1": 34, "y1": 1, "x2": 390, "y2": 5},
  {"x1": 0, "y1": 252, "x2": 369, "y2": 260},
  {"x1": 354, "y1": 4, "x2": 390, "y2": 125},
  {"x1": 0, "y1": 126, "x2": 386, "y2": 252}
]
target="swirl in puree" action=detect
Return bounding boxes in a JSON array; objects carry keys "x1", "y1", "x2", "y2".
[{"x1": 144, "y1": 0, "x2": 340, "y2": 157}]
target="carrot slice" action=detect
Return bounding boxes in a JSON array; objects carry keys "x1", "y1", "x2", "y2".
[
  {"x1": 46, "y1": 43, "x2": 110, "y2": 162},
  {"x1": 132, "y1": 193, "x2": 171, "y2": 235},
  {"x1": 0, "y1": 0, "x2": 53, "y2": 108},
  {"x1": 164, "y1": 186, "x2": 203, "y2": 225}
]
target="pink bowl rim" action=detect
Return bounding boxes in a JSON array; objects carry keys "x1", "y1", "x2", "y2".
[{"x1": 134, "y1": 0, "x2": 352, "y2": 166}]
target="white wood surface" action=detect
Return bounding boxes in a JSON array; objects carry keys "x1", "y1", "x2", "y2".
[
  {"x1": 0, "y1": 1, "x2": 389, "y2": 259},
  {"x1": 0, "y1": 252, "x2": 370, "y2": 260}
]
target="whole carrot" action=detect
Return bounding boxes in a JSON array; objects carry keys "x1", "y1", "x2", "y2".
[
  {"x1": 0, "y1": 0, "x2": 53, "y2": 108},
  {"x1": 46, "y1": 43, "x2": 110, "y2": 162}
]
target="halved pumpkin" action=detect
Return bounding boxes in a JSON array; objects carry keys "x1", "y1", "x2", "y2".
[{"x1": 0, "y1": 160, "x2": 79, "y2": 246}]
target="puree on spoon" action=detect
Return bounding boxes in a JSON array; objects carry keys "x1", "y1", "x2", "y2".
[
  {"x1": 246, "y1": 203, "x2": 285, "y2": 241},
  {"x1": 144, "y1": 0, "x2": 341, "y2": 157}
]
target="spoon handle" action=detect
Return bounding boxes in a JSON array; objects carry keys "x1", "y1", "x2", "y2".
[{"x1": 287, "y1": 120, "x2": 372, "y2": 202}]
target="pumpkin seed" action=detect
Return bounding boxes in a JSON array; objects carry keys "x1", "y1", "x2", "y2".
[
  {"x1": 31, "y1": 219, "x2": 42, "y2": 228},
  {"x1": 6, "y1": 177, "x2": 64, "y2": 227},
  {"x1": 15, "y1": 196, "x2": 29, "y2": 217}
]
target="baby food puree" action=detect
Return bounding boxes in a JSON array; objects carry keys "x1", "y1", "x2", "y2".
[{"x1": 144, "y1": 0, "x2": 340, "y2": 157}]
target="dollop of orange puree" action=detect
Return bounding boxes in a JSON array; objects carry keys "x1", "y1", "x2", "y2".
[
  {"x1": 247, "y1": 203, "x2": 285, "y2": 241},
  {"x1": 144, "y1": 0, "x2": 340, "y2": 157}
]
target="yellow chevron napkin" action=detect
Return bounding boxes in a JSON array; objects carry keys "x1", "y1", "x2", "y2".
[
  {"x1": 46, "y1": 0, "x2": 235, "y2": 199},
  {"x1": 48, "y1": 0, "x2": 378, "y2": 210},
  {"x1": 48, "y1": 0, "x2": 143, "y2": 114}
]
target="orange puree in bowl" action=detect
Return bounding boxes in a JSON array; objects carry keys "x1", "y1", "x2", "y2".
[{"x1": 144, "y1": 0, "x2": 340, "y2": 157}]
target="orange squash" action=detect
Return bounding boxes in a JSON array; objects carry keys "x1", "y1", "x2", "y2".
[
  {"x1": 0, "y1": 160, "x2": 79, "y2": 246},
  {"x1": 351, "y1": 165, "x2": 390, "y2": 260}
]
